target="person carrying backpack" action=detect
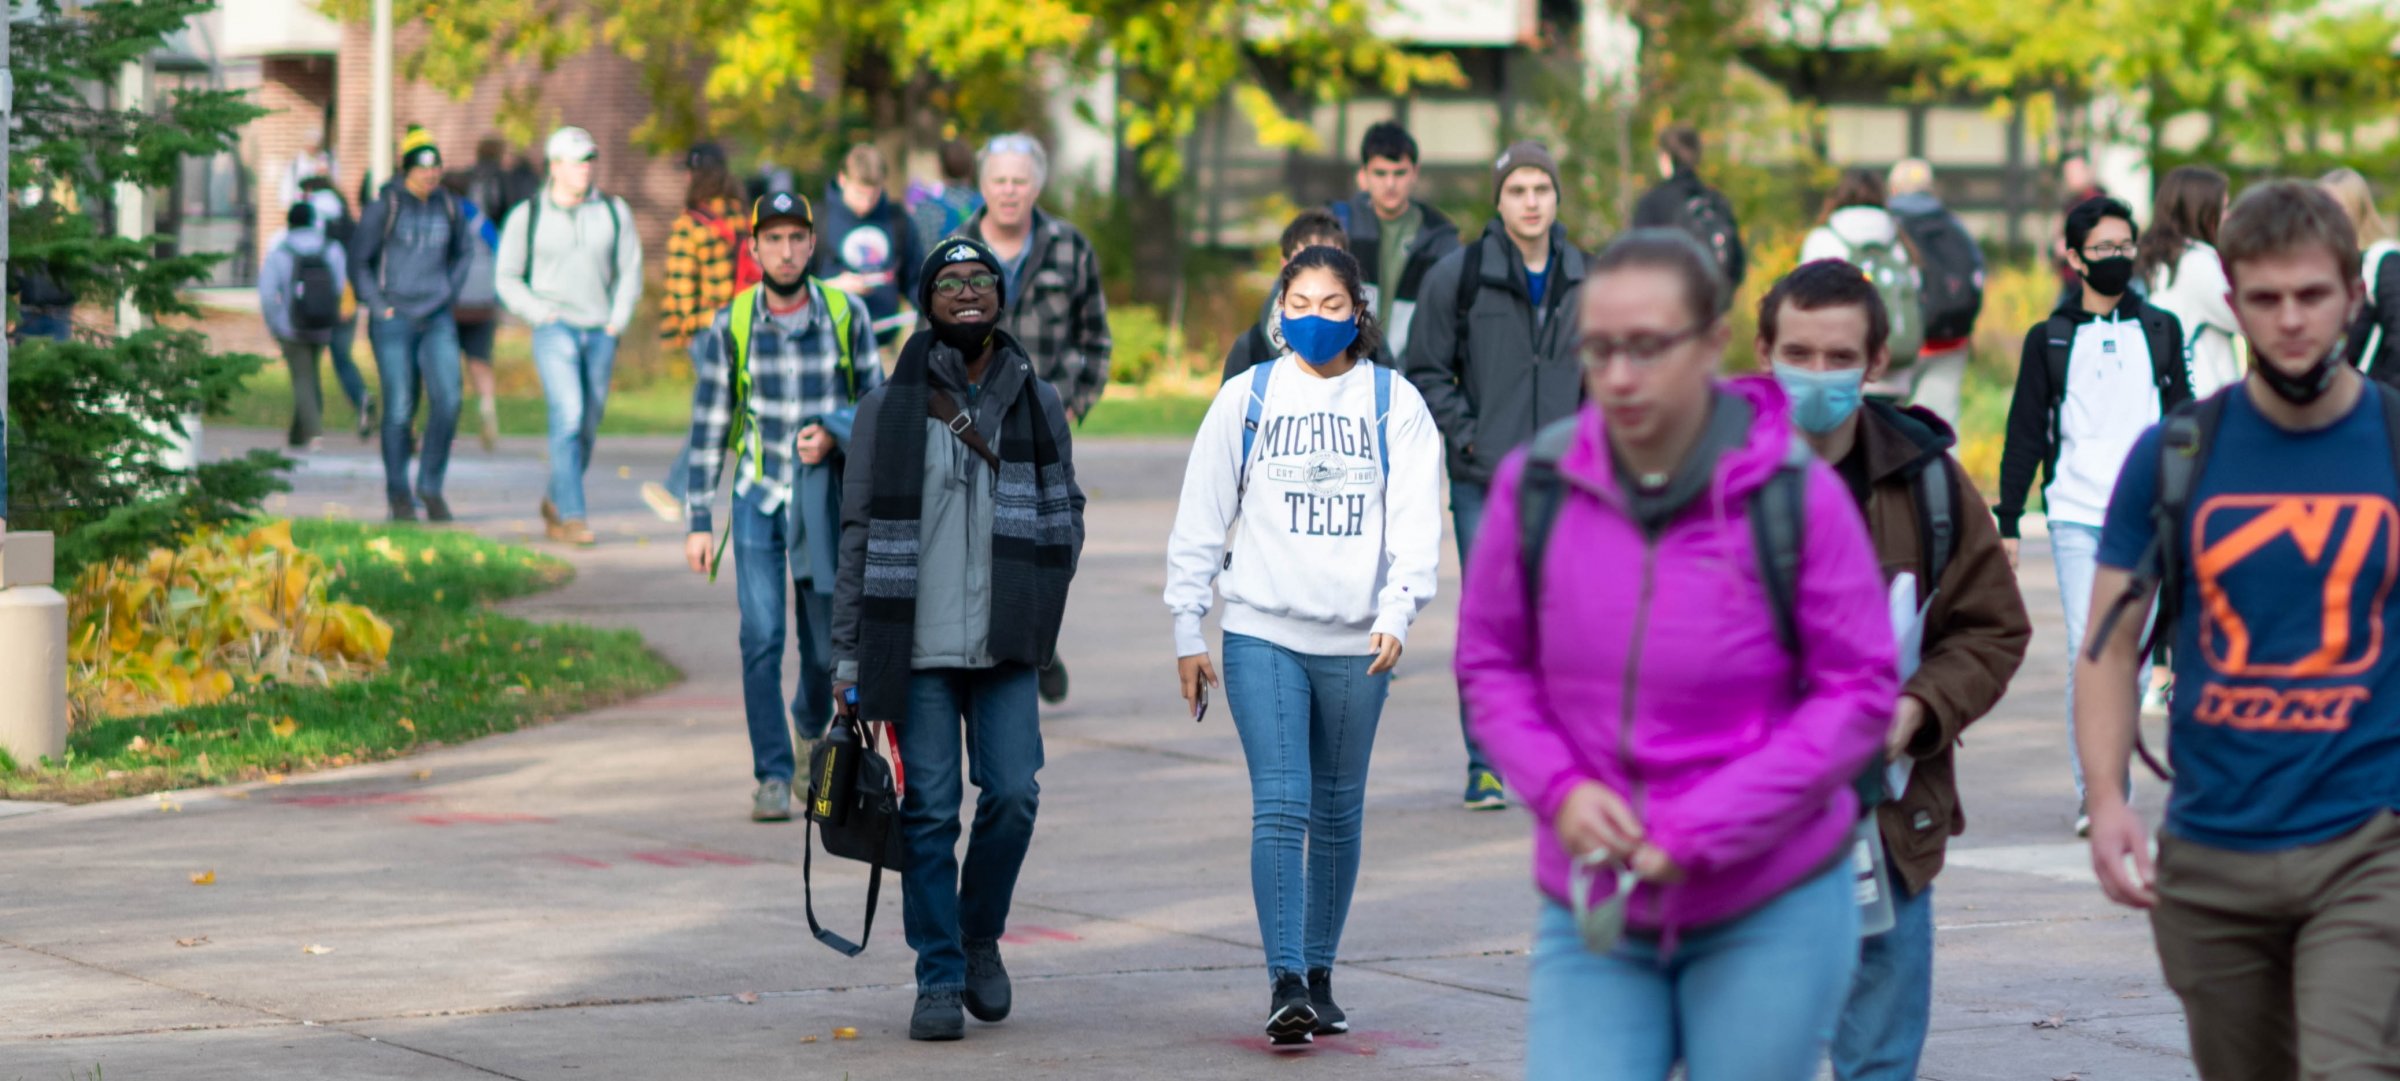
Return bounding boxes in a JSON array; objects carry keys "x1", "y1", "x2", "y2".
[
  {"x1": 259, "y1": 202, "x2": 354, "y2": 450},
  {"x1": 681, "y1": 191, "x2": 880, "y2": 825},
  {"x1": 1457, "y1": 230, "x2": 1896, "y2": 1081},
  {"x1": 1404, "y1": 140, "x2": 1589, "y2": 812},
  {"x1": 1886, "y1": 159, "x2": 1985, "y2": 423},
  {"x1": 2139, "y1": 166, "x2": 2244, "y2": 399},
  {"x1": 1221, "y1": 208, "x2": 1356, "y2": 383},
  {"x1": 1759, "y1": 260, "x2": 2032, "y2": 1081},
  {"x1": 1166, "y1": 245, "x2": 1444, "y2": 1047},
  {"x1": 1994, "y1": 194, "x2": 2191, "y2": 836},
  {"x1": 295, "y1": 175, "x2": 376, "y2": 441},
  {"x1": 2077, "y1": 179, "x2": 2400, "y2": 1081},
  {"x1": 1802, "y1": 169, "x2": 1924, "y2": 395},
  {"x1": 1331, "y1": 121, "x2": 1461, "y2": 355},
  {"x1": 816, "y1": 143, "x2": 923, "y2": 350},
  {"x1": 2321, "y1": 168, "x2": 2400, "y2": 384},
  {"x1": 1632, "y1": 125, "x2": 1748, "y2": 293},
  {"x1": 349, "y1": 131, "x2": 472, "y2": 521},
  {"x1": 644, "y1": 142, "x2": 757, "y2": 523}
]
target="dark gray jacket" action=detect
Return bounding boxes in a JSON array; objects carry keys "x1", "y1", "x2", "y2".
[
  {"x1": 349, "y1": 185, "x2": 471, "y2": 321},
  {"x1": 830, "y1": 344, "x2": 1086, "y2": 681},
  {"x1": 1402, "y1": 226, "x2": 1589, "y2": 486}
]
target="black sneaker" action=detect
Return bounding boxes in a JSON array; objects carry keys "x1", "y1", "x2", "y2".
[
  {"x1": 910, "y1": 990, "x2": 965, "y2": 1041},
  {"x1": 1266, "y1": 973, "x2": 1317, "y2": 1047},
  {"x1": 1038, "y1": 657, "x2": 1069, "y2": 705},
  {"x1": 964, "y1": 939, "x2": 1012, "y2": 1022},
  {"x1": 421, "y1": 494, "x2": 453, "y2": 523},
  {"x1": 388, "y1": 497, "x2": 417, "y2": 523},
  {"x1": 1306, "y1": 968, "x2": 1347, "y2": 1035}
]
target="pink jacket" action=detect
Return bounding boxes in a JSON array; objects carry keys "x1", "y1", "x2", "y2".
[{"x1": 1457, "y1": 378, "x2": 1896, "y2": 935}]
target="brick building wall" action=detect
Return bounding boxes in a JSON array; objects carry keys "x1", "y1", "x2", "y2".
[{"x1": 249, "y1": 56, "x2": 335, "y2": 270}]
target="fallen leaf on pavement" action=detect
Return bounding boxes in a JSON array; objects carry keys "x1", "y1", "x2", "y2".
[
  {"x1": 799, "y1": 1036, "x2": 818, "y2": 1044},
  {"x1": 221, "y1": 790, "x2": 250, "y2": 800},
  {"x1": 413, "y1": 769, "x2": 434, "y2": 781},
  {"x1": 617, "y1": 466, "x2": 631, "y2": 478},
  {"x1": 734, "y1": 992, "x2": 760, "y2": 1005},
  {"x1": 176, "y1": 936, "x2": 210, "y2": 947},
  {"x1": 265, "y1": 773, "x2": 286, "y2": 784},
  {"x1": 156, "y1": 797, "x2": 182, "y2": 812},
  {"x1": 302, "y1": 944, "x2": 334, "y2": 955},
  {"x1": 2033, "y1": 1013, "x2": 2067, "y2": 1029},
  {"x1": 189, "y1": 871, "x2": 216, "y2": 885},
  {"x1": 833, "y1": 1027, "x2": 858, "y2": 1040}
]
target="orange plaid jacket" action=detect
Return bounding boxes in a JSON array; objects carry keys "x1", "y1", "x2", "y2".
[{"x1": 659, "y1": 199, "x2": 743, "y2": 352}]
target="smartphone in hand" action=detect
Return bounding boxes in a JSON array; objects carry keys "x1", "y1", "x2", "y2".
[{"x1": 1193, "y1": 682, "x2": 1209, "y2": 723}]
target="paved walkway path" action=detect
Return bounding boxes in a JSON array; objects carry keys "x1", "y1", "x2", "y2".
[{"x1": 1, "y1": 424, "x2": 2194, "y2": 1080}]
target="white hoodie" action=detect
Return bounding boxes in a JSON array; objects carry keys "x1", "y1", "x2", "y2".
[
  {"x1": 1165, "y1": 358, "x2": 1444, "y2": 658},
  {"x1": 1800, "y1": 206, "x2": 1914, "y2": 269}
]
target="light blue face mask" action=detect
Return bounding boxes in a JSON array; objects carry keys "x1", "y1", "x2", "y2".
[{"x1": 1772, "y1": 362, "x2": 1867, "y2": 434}]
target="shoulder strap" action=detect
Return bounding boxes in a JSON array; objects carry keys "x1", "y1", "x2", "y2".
[
  {"x1": 521, "y1": 195, "x2": 543, "y2": 287},
  {"x1": 1915, "y1": 457, "x2": 1958, "y2": 593},
  {"x1": 2143, "y1": 306, "x2": 2192, "y2": 409},
  {"x1": 1451, "y1": 236, "x2": 1486, "y2": 369},
  {"x1": 2044, "y1": 313, "x2": 2075, "y2": 398},
  {"x1": 928, "y1": 387, "x2": 1001, "y2": 471},
  {"x1": 1750, "y1": 435, "x2": 1815, "y2": 656},
  {"x1": 820, "y1": 284, "x2": 858, "y2": 398},
  {"x1": 2379, "y1": 382, "x2": 2400, "y2": 502},
  {"x1": 727, "y1": 286, "x2": 760, "y2": 459},
  {"x1": 1516, "y1": 416, "x2": 1581, "y2": 611},
  {"x1": 1239, "y1": 359, "x2": 1275, "y2": 499},
  {"x1": 1373, "y1": 364, "x2": 1393, "y2": 479}
]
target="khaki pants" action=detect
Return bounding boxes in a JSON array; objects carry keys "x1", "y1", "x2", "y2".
[{"x1": 2152, "y1": 811, "x2": 2400, "y2": 1080}]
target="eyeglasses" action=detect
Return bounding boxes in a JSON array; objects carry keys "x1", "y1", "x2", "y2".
[
  {"x1": 932, "y1": 273, "x2": 1000, "y2": 298},
  {"x1": 2082, "y1": 242, "x2": 2136, "y2": 259},
  {"x1": 1577, "y1": 324, "x2": 1708, "y2": 370}
]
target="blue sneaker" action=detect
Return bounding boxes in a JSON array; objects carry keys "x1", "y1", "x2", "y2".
[{"x1": 1463, "y1": 768, "x2": 1507, "y2": 811}]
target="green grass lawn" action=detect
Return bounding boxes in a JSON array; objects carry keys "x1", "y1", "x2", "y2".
[
  {"x1": 212, "y1": 365, "x2": 1211, "y2": 440},
  {"x1": 3, "y1": 520, "x2": 679, "y2": 803}
]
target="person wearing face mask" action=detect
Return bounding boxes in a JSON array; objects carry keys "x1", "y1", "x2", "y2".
[
  {"x1": 681, "y1": 192, "x2": 882, "y2": 824},
  {"x1": 831, "y1": 236, "x2": 1086, "y2": 1043},
  {"x1": 1995, "y1": 195, "x2": 2192, "y2": 836},
  {"x1": 2077, "y1": 180, "x2": 2400, "y2": 1081},
  {"x1": 1165, "y1": 244, "x2": 1443, "y2": 1046},
  {"x1": 1764, "y1": 261, "x2": 2031, "y2": 1081}
]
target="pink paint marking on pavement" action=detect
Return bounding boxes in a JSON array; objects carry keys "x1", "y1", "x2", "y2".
[
  {"x1": 276, "y1": 792, "x2": 434, "y2": 808},
  {"x1": 539, "y1": 854, "x2": 612, "y2": 869},
  {"x1": 627, "y1": 848, "x2": 757, "y2": 868},
  {"x1": 1214, "y1": 1030, "x2": 1437, "y2": 1058},
  {"x1": 998, "y1": 925, "x2": 1082, "y2": 945},
  {"x1": 409, "y1": 812, "x2": 556, "y2": 826}
]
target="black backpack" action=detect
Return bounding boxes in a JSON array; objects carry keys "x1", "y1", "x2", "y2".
[
  {"x1": 2085, "y1": 381, "x2": 2400, "y2": 781},
  {"x1": 291, "y1": 250, "x2": 343, "y2": 333},
  {"x1": 1899, "y1": 207, "x2": 1985, "y2": 342},
  {"x1": 1670, "y1": 188, "x2": 1742, "y2": 287}
]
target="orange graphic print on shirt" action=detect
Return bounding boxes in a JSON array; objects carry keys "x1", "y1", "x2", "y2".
[{"x1": 2190, "y1": 494, "x2": 2399, "y2": 732}]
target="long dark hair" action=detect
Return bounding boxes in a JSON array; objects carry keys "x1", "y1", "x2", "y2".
[
  {"x1": 686, "y1": 159, "x2": 743, "y2": 214},
  {"x1": 1274, "y1": 245, "x2": 1385, "y2": 362},
  {"x1": 2137, "y1": 165, "x2": 2230, "y2": 286},
  {"x1": 1818, "y1": 168, "x2": 1887, "y2": 224}
]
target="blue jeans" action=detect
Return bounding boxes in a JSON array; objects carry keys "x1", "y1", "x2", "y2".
[
  {"x1": 1221, "y1": 632, "x2": 1391, "y2": 979},
  {"x1": 371, "y1": 311, "x2": 463, "y2": 503},
  {"x1": 731, "y1": 491, "x2": 834, "y2": 781},
  {"x1": 531, "y1": 323, "x2": 619, "y2": 522},
  {"x1": 329, "y1": 318, "x2": 367, "y2": 412},
  {"x1": 1527, "y1": 863, "x2": 1859, "y2": 1081},
  {"x1": 1450, "y1": 480, "x2": 1492, "y2": 776},
  {"x1": 896, "y1": 664, "x2": 1043, "y2": 993},
  {"x1": 1832, "y1": 878, "x2": 1935, "y2": 1081},
  {"x1": 2052, "y1": 521, "x2": 2144, "y2": 802}
]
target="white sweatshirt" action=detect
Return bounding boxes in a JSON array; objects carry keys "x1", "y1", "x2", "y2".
[
  {"x1": 2146, "y1": 241, "x2": 2243, "y2": 397},
  {"x1": 1164, "y1": 359, "x2": 1444, "y2": 658}
]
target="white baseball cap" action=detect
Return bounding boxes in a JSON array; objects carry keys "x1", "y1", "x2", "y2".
[{"x1": 545, "y1": 126, "x2": 598, "y2": 162}]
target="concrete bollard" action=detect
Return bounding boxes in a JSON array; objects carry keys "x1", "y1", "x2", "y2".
[{"x1": 0, "y1": 531, "x2": 68, "y2": 765}]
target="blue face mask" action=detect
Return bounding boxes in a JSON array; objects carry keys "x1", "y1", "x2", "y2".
[
  {"x1": 1281, "y1": 314, "x2": 1359, "y2": 366},
  {"x1": 1772, "y1": 363, "x2": 1866, "y2": 434}
]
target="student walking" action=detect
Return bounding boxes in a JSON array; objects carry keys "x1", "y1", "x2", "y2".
[
  {"x1": 2322, "y1": 168, "x2": 2400, "y2": 383},
  {"x1": 443, "y1": 172, "x2": 505, "y2": 452},
  {"x1": 681, "y1": 192, "x2": 880, "y2": 822},
  {"x1": 496, "y1": 125, "x2": 643, "y2": 547},
  {"x1": 1631, "y1": 125, "x2": 1747, "y2": 293},
  {"x1": 817, "y1": 143, "x2": 921, "y2": 349},
  {"x1": 1404, "y1": 140, "x2": 1588, "y2": 811},
  {"x1": 1757, "y1": 261, "x2": 2032, "y2": 1081},
  {"x1": 2078, "y1": 180, "x2": 2400, "y2": 1081},
  {"x1": 909, "y1": 138, "x2": 981, "y2": 261},
  {"x1": 644, "y1": 143, "x2": 754, "y2": 523},
  {"x1": 1995, "y1": 195, "x2": 2191, "y2": 835},
  {"x1": 831, "y1": 236, "x2": 1086, "y2": 1042},
  {"x1": 957, "y1": 132, "x2": 1109, "y2": 705},
  {"x1": 259, "y1": 202, "x2": 353, "y2": 450},
  {"x1": 1886, "y1": 159, "x2": 1986, "y2": 423},
  {"x1": 296, "y1": 174, "x2": 375, "y2": 440},
  {"x1": 2137, "y1": 166, "x2": 2244, "y2": 397},
  {"x1": 1331, "y1": 121, "x2": 1459, "y2": 354},
  {"x1": 351, "y1": 131, "x2": 473, "y2": 522},
  {"x1": 1801, "y1": 168, "x2": 1923, "y2": 395},
  {"x1": 1221, "y1": 209, "x2": 1353, "y2": 383},
  {"x1": 1457, "y1": 231, "x2": 1896, "y2": 1081},
  {"x1": 1166, "y1": 245, "x2": 1443, "y2": 1046}
]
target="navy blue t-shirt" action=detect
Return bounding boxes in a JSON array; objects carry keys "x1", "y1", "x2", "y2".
[
  {"x1": 1525, "y1": 264, "x2": 1550, "y2": 309},
  {"x1": 2099, "y1": 386, "x2": 2400, "y2": 851}
]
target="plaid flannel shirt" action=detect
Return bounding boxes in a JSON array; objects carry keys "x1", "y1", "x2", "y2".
[
  {"x1": 659, "y1": 201, "x2": 741, "y2": 351},
  {"x1": 958, "y1": 208, "x2": 1113, "y2": 419},
  {"x1": 683, "y1": 281, "x2": 881, "y2": 536}
]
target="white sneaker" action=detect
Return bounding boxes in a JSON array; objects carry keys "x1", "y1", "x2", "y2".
[{"x1": 640, "y1": 482, "x2": 682, "y2": 524}]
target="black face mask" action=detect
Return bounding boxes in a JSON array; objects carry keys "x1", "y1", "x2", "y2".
[
  {"x1": 2082, "y1": 255, "x2": 2136, "y2": 297},
  {"x1": 2257, "y1": 340, "x2": 2347, "y2": 406},
  {"x1": 933, "y1": 317, "x2": 999, "y2": 355}
]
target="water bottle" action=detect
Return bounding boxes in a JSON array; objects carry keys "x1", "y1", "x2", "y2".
[
  {"x1": 810, "y1": 692, "x2": 861, "y2": 826},
  {"x1": 1852, "y1": 817, "x2": 1897, "y2": 938}
]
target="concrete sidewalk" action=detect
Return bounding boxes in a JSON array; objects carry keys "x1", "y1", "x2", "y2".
[{"x1": 0, "y1": 425, "x2": 2194, "y2": 1080}]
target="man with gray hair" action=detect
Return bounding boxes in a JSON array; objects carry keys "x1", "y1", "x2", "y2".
[
  {"x1": 1887, "y1": 158, "x2": 1984, "y2": 423},
  {"x1": 955, "y1": 131, "x2": 1111, "y2": 706}
]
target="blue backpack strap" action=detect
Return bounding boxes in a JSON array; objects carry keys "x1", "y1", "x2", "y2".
[
  {"x1": 1240, "y1": 359, "x2": 1275, "y2": 496},
  {"x1": 1373, "y1": 363, "x2": 1393, "y2": 478}
]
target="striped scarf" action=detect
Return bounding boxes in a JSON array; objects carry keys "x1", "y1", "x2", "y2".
[{"x1": 859, "y1": 329, "x2": 1076, "y2": 721}]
